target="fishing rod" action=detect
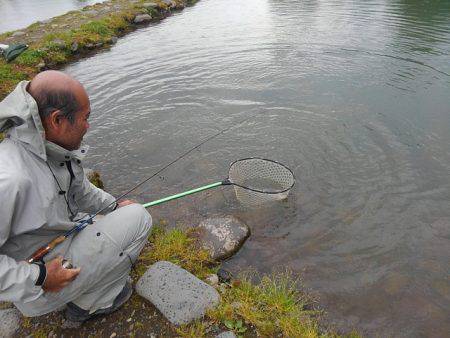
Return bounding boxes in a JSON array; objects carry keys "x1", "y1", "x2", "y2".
[{"x1": 27, "y1": 112, "x2": 260, "y2": 264}]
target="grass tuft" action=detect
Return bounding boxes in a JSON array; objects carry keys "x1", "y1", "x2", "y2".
[
  {"x1": 208, "y1": 271, "x2": 322, "y2": 337},
  {"x1": 176, "y1": 320, "x2": 208, "y2": 338},
  {"x1": 134, "y1": 224, "x2": 216, "y2": 280}
]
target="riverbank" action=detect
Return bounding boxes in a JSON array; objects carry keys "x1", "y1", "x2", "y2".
[
  {"x1": 5, "y1": 223, "x2": 359, "y2": 337},
  {"x1": 0, "y1": 0, "x2": 195, "y2": 100}
]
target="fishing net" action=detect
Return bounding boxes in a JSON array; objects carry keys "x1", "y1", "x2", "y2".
[{"x1": 227, "y1": 158, "x2": 295, "y2": 207}]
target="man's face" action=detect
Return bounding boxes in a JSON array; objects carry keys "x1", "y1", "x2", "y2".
[
  {"x1": 52, "y1": 85, "x2": 91, "y2": 151},
  {"x1": 60, "y1": 102, "x2": 90, "y2": 151}
]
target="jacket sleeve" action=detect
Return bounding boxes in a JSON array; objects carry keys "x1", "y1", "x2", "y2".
[
  {"x1": 73, "y1": 170, "x2": 117, "y2": 215},
  {"x1": 0, "y1": 175, "x2": 43, "y2": 302}
]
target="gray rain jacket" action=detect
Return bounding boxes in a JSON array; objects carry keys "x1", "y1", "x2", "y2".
[{"x1": 0, "y1": 81, "x2": 116, "y2": 306}]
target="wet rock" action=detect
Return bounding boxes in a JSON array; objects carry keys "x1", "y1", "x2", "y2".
[
  {"x1": 12, "y1": 31, "x2": 25, "y2": 37},
  {"x1": 198, "y1": 216, "x2": 250, "y2": 260},
  {"x1": 133, "y1": 14, "x2": 152, "y2": 24},
  {"x1": 136, "y1": 261, "x2": 220, "y2": 325},
  {"x1": 110, "y1": 36, "x2": 118, "y2": 44},
  {"x1": 0, "y1": 308, "x2": 21, "y2": 337},
  {"x1": 216, "y1": 331, "x2": 237, "y2": 338},
  {"x1": 143, "y1": 2, "x2": 159, "y2": 9},
  {"x1": 85, "y1": 43, "x2": 95, "y2": 50}
]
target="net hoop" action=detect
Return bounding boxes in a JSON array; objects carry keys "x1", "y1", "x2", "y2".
[{"x1": 227, "y1": 157, "x2": 295, "y2": 193}]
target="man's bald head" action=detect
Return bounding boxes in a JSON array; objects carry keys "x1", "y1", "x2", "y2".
[
  {"x1": 28, "y1": 70, "x2": 89, "y2": 124},
  {"x1": 26, "y1": 71, "x2": 91, "y2": 150}
]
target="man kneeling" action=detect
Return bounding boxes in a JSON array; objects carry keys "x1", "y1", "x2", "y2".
[{"x1": 0, "y1": 71, "x2": 152, "y2": 322}]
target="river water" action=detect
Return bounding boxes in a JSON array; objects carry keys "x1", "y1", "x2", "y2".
[
  {"x1": 0, "y1": 0, "x2": 105, "y2": 33},
  {"x1": 11, "y1": 0, "x2": 450, "y2": 336}
]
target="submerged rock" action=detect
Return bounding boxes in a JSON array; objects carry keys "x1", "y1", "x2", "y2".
[
  {"x1": 198, "y1": 216, "x2": 250, "y2": 260},
  {"x1": 133, "y1": 14, "x2": 152, "y2": 24},
  {"x1": 0, "y1": 308, "x2": 21, "y2": 337},
  {"x1": 136, "y1": 261, "x2": 220, "y2": 325}
]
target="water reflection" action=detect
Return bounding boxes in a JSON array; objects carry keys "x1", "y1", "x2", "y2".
[
  {"x1": 58, "y1": 0, "x2": 450, "y2": 336},
  {"x1": 0, "y1": 0, "x2": 105, "y2": 33}
]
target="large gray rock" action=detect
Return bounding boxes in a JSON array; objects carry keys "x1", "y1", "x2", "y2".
[
  {"x1": 133, "y1": 14, "x2": 152, "y2": 24},
  {"x1": 0, "y1": 308, "x2": 21, "y2": 337},
  {"x1": 198, "y1": 216, "x2": 250, "y2": 260},
  {"x1": 136, "y1": 261, "x2": 220, "y2": 325}
]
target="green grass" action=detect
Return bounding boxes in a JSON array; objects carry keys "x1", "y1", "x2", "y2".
[
  {"x1": 133, "y1": 224, "x2": 216, "y2": 280},
  {"x1": 208, "y1": 272, "x2": 323, "y2": 338}
]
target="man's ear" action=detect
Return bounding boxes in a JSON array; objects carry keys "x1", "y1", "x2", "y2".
[{"x1": 47, "y1": 110, "x2": 63, "y2": 130}]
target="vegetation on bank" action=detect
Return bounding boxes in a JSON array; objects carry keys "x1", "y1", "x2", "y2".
[
  {"x1": 134, "y1": 224, "x2": 361, "y2": 338},
  {"x1": 0, "y1": 0, "x2": 196, "y2": 100}
]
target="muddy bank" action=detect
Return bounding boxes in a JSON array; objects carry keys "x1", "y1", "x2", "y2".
[{"x1": 0, "y1": 0, "x2": 196, "y2": 100}]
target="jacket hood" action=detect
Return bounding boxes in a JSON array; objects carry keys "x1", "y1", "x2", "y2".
[{"x1": 0, "y1": 81, "x2": 87, "y2": 161}]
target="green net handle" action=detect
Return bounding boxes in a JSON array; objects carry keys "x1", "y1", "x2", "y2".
[{"x1": 142, "y1": 181, "x2": 224, "y2": 208}]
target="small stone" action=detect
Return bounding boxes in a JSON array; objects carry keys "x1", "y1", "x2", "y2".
[
  {"x1": 216, "y1": 331, "x2": 237, "y2": 338},
  {"x1": 52, "y1": 39, "x2": 66, "y2": 49},
  {"x1": 206, "y1": 274, "x2": 219, "y2": 287},
  {"x1": 84, "y1": 9, "x2": 98, "y2": 16},
  {"x1": 110, "y1": 36, "x2": 118, "y2": 44},
  {"x1": 85, "y1": 43, "x2": 95, "y2": 50},
  {"x1": 143, "y1": 2, "x2": 158, "y2": 9},
  {"x1": 37, "y1": 62, "x2": 46, "y2": 71},
  {"x1": 12, "y1": 31, "x2": 25, "y2": 37},
  {"x1": 110, "y1": 333, "x2": 117, "y2": 338},
  {"x1": 0, "y1": 308, "x2": 21, "y2": 337},
  {"x1": 94, "y1": 42, "x2": 103, "y2": 48},
  {"x1": 71, "y1": 42, "x2": 78, "y2": 52},
  {"x1": 101, "y1": 318, "x2": 106, "y2": 323},
  {"x1": 41, "y1": 19, "x2": 52, "y2": 24},
  {"x1": 126, "y1": 317, "x2": 132, "y2": 322},
  {"x1": 133, "y1": 14, "x2": 152, "y2": 24},
  {"x1": 136, "y1": 261, "x2": 220, "y2": 325},
  {"x1": 61, "y1": 319, "x2": 81, "y2": 329}
]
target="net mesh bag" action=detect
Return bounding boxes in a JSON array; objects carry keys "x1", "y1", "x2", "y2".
[{"x1": 228, "y1": 158, "x2": 295, "y2": 207}]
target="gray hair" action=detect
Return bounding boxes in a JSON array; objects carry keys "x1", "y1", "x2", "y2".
[{"x1": 31, "y1": 87, "x2": 80, "y2": 124}]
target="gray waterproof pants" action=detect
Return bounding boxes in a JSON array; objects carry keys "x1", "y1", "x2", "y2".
[{"x1": 15, "y1": 204, "x2": 152, "y2": 317}]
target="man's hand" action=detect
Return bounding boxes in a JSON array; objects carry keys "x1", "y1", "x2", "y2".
[
  {"x1": 117, "y1": 199, "x2": 137, "y2": 208},
  {"x1": 43, "y1": 256, "x2": 80, "y2": 292}
]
